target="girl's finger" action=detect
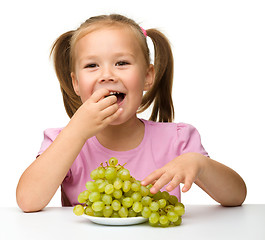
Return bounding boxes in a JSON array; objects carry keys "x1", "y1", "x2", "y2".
[
  {"x1": 97, "y1": 95, "x2": 118, "y2": 111},
  {"x1": 166, "y1": 175, "x2": 182, "y2": 192},
  {"x1": 182, "y1": 177, "x2": 194, "y2": 192},
  {"x1": 103, "y1": 107, "x2": 123, "y2": 125},
  {"x1": 101, "y1": 103, "x2": 120, "y2": 120},
  {"x1": 90, "y1": 89, "x2": 110, "y2": 102},
  {"x1": 141, "y1": 169, "x2": 164, "y2": 187},
  {"x1": 149, "y1": 173, "x2": 172, "y2": 194}
]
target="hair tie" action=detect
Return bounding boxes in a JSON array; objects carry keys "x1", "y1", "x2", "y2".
[{"x1": 140, "y1": 27, "x2": 147, "y2": 37}]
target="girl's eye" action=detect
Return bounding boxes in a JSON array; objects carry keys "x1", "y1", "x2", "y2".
[
  {"x1": 85, "y1": 63, "x2": 98, "y2": 68},
  {"x1": 115, "y1": 61, "x2": 129, "y2": 66}
]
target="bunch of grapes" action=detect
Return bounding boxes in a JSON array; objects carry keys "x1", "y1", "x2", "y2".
[{"x1": 73, "y1": 157, "x2": 185, "y2": 227}]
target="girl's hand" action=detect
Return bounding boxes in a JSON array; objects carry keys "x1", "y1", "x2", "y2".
[
  {"x1": 141, "y1": 152, "x2": 206, "y2": 194},
  {"x1": 67, "y1": 88, "x2": 123, "y2": 141}
]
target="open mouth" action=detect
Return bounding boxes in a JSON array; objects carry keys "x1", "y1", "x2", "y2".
[{"x1": 105, "y1": 91, "x2": 126, "y2": 105}]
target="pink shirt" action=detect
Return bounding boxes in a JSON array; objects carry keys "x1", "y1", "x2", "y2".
[{"x1": 38, "y1": 119, "x2": 208, "y2": 206}]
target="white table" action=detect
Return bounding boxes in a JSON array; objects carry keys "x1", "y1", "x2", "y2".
[{"x1": 1, "y1": 205, "x2": 264, "y2": 240}]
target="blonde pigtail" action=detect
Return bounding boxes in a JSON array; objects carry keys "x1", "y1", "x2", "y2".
[
  {"x1": 50, "y1": 31, "x2": 82, "y2": 118},
  {"x1": 139, "y1": 29, "x2": 174, "y2": 122}
]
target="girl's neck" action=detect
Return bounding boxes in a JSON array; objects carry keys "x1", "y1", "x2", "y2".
[{"x1": 95, "y1": 117, "x2": 145, "y2": 151}]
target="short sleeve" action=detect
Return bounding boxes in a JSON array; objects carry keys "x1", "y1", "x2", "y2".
[
  {"x1": 37, "y1": 128, "x2": 62, "y2": 157},
  {"x1": 176, "y1": 123, "x2": 209, "y2": 157},
  {"x1": 36, "y1": 128, "x2": 72, "y2": 183}
]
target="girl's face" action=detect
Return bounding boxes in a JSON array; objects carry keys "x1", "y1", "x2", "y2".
[{"x1": 71, "y1": 26, "x2": 154, "y2": 125}]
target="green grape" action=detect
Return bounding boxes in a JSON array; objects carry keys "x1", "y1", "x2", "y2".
[
  {"x1": 131, "y1": 181, "x2": 141, "y2": 191},
  {"x1": 131, "y1": 192, "x2": 142, "y2": 202},
  {"x1": 141, "y1": 206, "x2": 152, "y2": 218},
  {"x1": 112, "y1": 199, "x2": 121, "y2": 211},
  {"x1": 97, "y1": 181, "x2": 108, "y2": 193},
  {"x1": 122, "y1": 197, "x2": 133, "y2": 208},
  {"x1": 149, "y1": 212, "x2": 160, "y2": 224},
  {"x1": 86, "y1": 181, "x2": 97, "y2": 192},
  {"x1": 102, "y1": 194, "x2": 112, "y2": 205},
  {"x1": 132, "y1": 202, "x2": 143, "y2": 213},
  {"x1": 146, "y1": 184, "x2": 153, "y2": 189},
  {"x1": 149, "y1": 222, "x2": 159, "y2": 227},
  {"x1": 167, "y1": 210, "x2": 179, "y2": 222},
  {"x1": 118, "y1": 196, "x2": 124, "y2": 203},
  {"x1": 97, "y1": 167, "x2": 105, "y2": 179},
  {"x1": 88, "y1": 191, "x2": 100, "y2": 202},
  {"x1": 173, "y1": 216, "x2": 182, "y2": 226},
  {"x1": 103, "y1": 206, "x2": 113, "y2": 217},
  {"x1": 140, "y1": 185, "x2": 149, "y2": 196},
  {"x1": 149, "y1": 201, "x2": 159, "y2": 212},
  {"x1": 158, "y1": 199, "x2": 167, "y2": 208},
  {"x1": 90, "y1": 169, "x2": 99, "y2": 180},
  {"x1": 111, "y1": 211, "x2": 120, "y2": 218},
  {"x1": 159, "y1": 215, "x2": 169, "y2": 225},
  {"x1": 118, "y1": 207, "x2": 128, "y2": 218},
  {"x1": 141, "y1": 196, "x2": 152, "y2": 206},
  {"x1": 130, "y1": 176, "x2": 136, "y2": 182},
  {"x1": 105, "y1": 184, "x2": 114, "y2": 194},
  {"x1": 92, "y1": 201, "x2": 104, "y2": 212},
  {"x1": 108, "y1": 157, "x2": 118, "y2": 166},
  {"x1": 113, "y1": 189, "x2": 122, "y2": 199},
  {"x1": 124, "y1": 189, "x2": 133, "y2": 197},
  {"x1": 105, "y1": 166, "x2": 117, "y2": 180},
  {"x1": 84, "y1": 206, "x2": 94, "y2": 216},
  {"x1": 95, "y1": 179, "x2": 104, "y2": 185},
  {"x1": 153, "y1": 191, "x2": 162, "y2": 200},
  {"x1": 73, "y1": 205, "x2": 84, "y2": 216},
  {"x1": 168, "y1": 195, "x2": 178, "y2": 205},
  {"x1": 78, "y1": 190, "x2": 90, "y2": 203},
  {"x1": 74, "y1": 157, "x2": 185, "y2": 227},
  {"x1": 165, "y1": 205, "x2": 174, "y2": 212},
  {"x1": 161, "y1": 191, "x2": 170, "y2": 200},
  {"x1": 118, "y1": 168, "x2": 131, "y2": 181},
  {"x1": 174, "y1": 204, "x2": 185, "y2": 216},
  {"x1": 85, "y1": 199, "x2": 92, "y2": 206},
  {"x1": 160, "y1": 221, "x2": 170, "y2": 227},
  {"x1": 176, "y1": 202, "x2": 185, "y2": 208},
  {"x1": 122, "y1": 180, "x2": 131, "y2": 192},
  {"x1": 113, "y1": 178, "x2": 123, "y2": 189},
  {"x1": 94, "y1": 211, "x2": 103, "y2": 217},
  {"x1": 128, "y1": 208, "x2": 137, "y2": 217}
]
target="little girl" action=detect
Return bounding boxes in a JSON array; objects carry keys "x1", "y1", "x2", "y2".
[{"x1": 16, "y1": 14, "x2": 246, "y2": 212}]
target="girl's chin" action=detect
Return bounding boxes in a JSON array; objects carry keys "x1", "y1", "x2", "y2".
[
  {"x1": 108, "y1": 113, "x2": 138, "y2": 126},
  {"x1": 108, "y1": 114, "x2": 125, "y2": 126}
]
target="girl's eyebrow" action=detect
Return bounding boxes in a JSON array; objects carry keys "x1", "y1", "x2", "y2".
[
  {"x1": 79, "y1": 54, "x2": 98, "y2": 61},
  {"x1": 79, "y1": 52, "x2": 136, "y2": 62},
  {"x1": 113, "y1": 52, "x2": 136, "y2": 58}
]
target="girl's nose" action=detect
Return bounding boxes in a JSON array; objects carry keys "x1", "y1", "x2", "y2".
[{"x1": 99, "y1": 66, "x2": 117, "y2": 83}]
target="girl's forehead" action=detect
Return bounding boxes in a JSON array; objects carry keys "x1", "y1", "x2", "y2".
[
  {"x1": 79, "y1": 25, "x2": 137, "y2": 44},
  {"x1": 75, "y1": 26, "x2": 141, "y2": 54}
]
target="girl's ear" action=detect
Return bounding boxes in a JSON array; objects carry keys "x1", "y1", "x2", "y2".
[
  {"x1": 144, "y1": 64, "x2": 155, "y2": 91},
  {"x1": 71, "y1": 72, "x2": 80, "y2": 96}
]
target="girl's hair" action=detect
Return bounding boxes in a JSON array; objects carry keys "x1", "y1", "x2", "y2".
[{"x1": 50, "y1": 14, "x2": 174, "y2": 122}]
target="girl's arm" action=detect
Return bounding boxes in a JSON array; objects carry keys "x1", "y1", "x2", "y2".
[
  {"x1": 142, "y1": 152, "x2": 247, "y2": 206},
  {"x1": 16, "y1": 126, "x2": 86, "y2": 212},
  {"x1": 16, "y1": 89, "x2": 122, "y2": 212}
]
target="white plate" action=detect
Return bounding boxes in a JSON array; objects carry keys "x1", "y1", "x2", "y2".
[{"x1": 82, "y1": 214, "x2": 148, "y2": 226}]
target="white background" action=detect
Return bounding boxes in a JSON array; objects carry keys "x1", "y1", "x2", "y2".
[{"x1": 0, "y1": 0, "x2": 264, "y2": 207}]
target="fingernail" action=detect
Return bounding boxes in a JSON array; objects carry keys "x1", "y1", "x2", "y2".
[{"x1": 150, "y1": 187, "x2": 156, "y2": 194}]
